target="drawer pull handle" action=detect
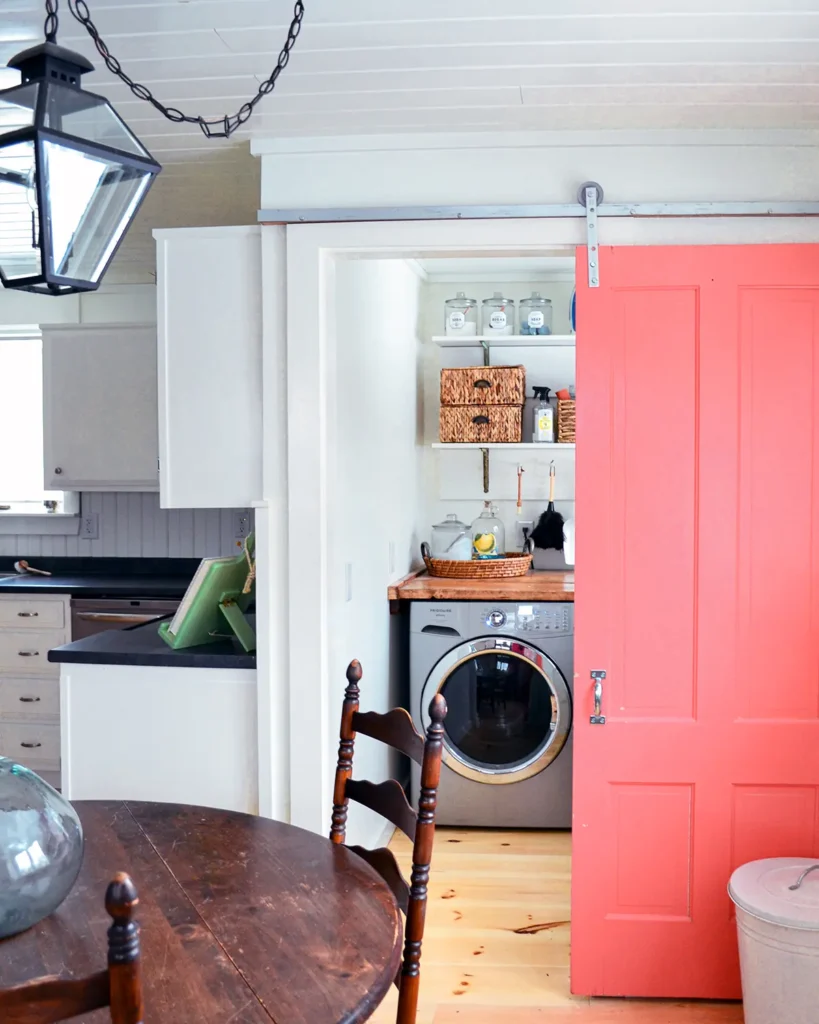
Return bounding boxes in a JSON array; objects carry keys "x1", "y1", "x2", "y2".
[
  {"x1": 18, "y1": 651, "x2": 39, "y2": 657},
  {"x1": 20, "y1": 741, "x2": 42, "y2": 749},
  {"x1": 472, "y1": 415, "x2": 490, "y2": 425},
  {"x1": 17, "y1": 612, "x2": 38, "y2": 618},
  {"x1": 473, "y1": 380, "x2": 491, "y2": 389},
  {"x1": 19, "y1": 696, "x2": 41, "y2": 703}
]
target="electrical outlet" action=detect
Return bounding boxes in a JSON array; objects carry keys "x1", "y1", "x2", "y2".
[
  {"x1": 80, "y1": 512, "x2": 99, "y2": 540},
  {"x1": 233, "y1": 511, "x2": 250, "y2": 540},
  {"x1": 515, "y1": 520, "x2": 534, "y2": 550}
]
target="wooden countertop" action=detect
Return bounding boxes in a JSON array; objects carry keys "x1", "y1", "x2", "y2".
[{"x1": 388, "y1": 569, "x2": 574, "y2": 603}]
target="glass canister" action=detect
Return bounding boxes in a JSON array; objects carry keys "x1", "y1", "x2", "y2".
[
  {"x1": 430, "y1": 514, "x2": 472, "y2": 561},
  {"x1": 471, "y1": 501, "x2": 506, "y2": 559},
  {"x1": 481, "y1": 292, "x2": 515, "y2": 335},
  {"x1": 519, "y1": 292, "x2": 553, "y2": 335},
  {"x1": 444, "y1": 292, "x2": 478, "y2": 336}
]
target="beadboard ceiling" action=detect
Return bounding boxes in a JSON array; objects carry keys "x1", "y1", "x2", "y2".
[{"x1": 3, "y1": 0, "x2": 819, "y2": 281}]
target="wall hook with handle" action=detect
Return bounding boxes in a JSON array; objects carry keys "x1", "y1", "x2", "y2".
[{"x1": 590, "y1": 670, "x2": 606, "y2": 724}]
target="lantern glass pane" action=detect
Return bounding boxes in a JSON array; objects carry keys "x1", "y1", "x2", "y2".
[
  {"x1": 0, "y1": 138, "x2": 40, "y2": 281},
  {"x1": 0, "y1": 82, "x2": 38, "y2": 136},
  {"x1": 42, "y1": 138, "x2": 152, "y2": 282},
  {"x1": 43, "y1": 83, "x2": 149, "y2": 158}
]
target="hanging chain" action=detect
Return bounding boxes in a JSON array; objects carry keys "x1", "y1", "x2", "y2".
[
  {"x1": 56, "y1": 0, "x2": 305, "y2": 138},
  {"x1": 44, "y1": 0, "x2": 59, "y2": 43}
]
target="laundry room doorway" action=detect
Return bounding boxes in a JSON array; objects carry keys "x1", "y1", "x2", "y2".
[{"x1": 279, "y1": 217, "x2": 819, "y2": 1000}]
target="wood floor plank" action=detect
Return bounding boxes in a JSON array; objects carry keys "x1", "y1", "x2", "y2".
[
  {"x1": 433, "y1": 1003, "x2": 744, "y2": 1022},
  {"x1": 376, "y1": 827, "x2": 743, "y2": 1024}
]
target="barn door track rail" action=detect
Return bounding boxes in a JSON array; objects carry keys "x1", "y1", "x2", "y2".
[{"x1": 259, "y1": 183, "x2": 819, "y2": 288}]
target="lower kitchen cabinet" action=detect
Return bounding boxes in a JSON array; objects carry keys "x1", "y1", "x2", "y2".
[
  {"x1": 0, "y1": 595, "x2": 69, "y2": 788},
  {"x1": 42, "y1": 324, "x2": 159, "y2": 492}
]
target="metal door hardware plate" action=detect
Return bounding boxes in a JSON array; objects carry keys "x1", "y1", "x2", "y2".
[
  {"x1": 579, "y1": 181, "x2": 603, "y2": 288},
  {"x1": 590, "y1": 669, "x2": 606, "y2": 724}
]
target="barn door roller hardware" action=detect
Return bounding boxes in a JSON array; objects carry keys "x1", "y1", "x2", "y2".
[{"x1": 259, "y1": 185, "x2": 819, "y2": 288}]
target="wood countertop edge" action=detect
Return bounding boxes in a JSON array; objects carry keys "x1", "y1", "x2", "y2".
[{"x1": 388, "y1": 570, "x2": 575, "y2": 603}]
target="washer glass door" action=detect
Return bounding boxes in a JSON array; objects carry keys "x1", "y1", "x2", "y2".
[{"x1": 421, "y1": 637, "x2": 571, "y2": 785}]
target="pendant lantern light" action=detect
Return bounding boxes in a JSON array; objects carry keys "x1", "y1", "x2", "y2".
[
  {"x1": 0, "y1": 0, "x2": 304, "y2": 296},
  {"x1": 0, "y1": 41, "x2": 159, "y2": 295}
]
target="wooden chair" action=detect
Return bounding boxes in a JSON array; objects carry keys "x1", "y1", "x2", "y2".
[
  {"x1": 331, "y1": 659, "x2": 447, "y2": 1024},
  {"x1": 0, "y1": 873, "x2": 144, "y2": 1024}
]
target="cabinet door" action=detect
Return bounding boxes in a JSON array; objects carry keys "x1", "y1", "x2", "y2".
[
  {"x1": 155, "y1": 226, "x2": 264, "y2": 508},
  {"x1": 43, "y1": 325, "x2": 158, "y2": 491}
]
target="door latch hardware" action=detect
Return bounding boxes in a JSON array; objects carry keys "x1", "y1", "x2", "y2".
[{"x1": 590, "y1": 669, "x2": 606, "y2": 724}]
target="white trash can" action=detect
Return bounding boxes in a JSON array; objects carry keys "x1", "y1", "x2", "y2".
[{"x1": 729, "y1": 858, "x2": 819, "y2": 1024}]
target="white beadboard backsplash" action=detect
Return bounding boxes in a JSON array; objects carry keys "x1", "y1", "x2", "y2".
[{"x1": 0, "y1": 493, "x2": 250, "y2": 558}]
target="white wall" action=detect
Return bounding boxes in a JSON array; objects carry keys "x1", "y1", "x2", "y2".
[
  {"x1": 0, "y1": 284, "x2": 157, "y2": 327},
  {"x1": 0, "y1": 494, "x2": 250, "y2": 558},
  {"x1": 254, "y1": 129, "x2": 819, "y2": 210},
  {"x1": 329, "y1": 257, "x2": 422, "y2": 847},
  {"x1": 420, "y1": 274, "x2": 576, "y2": 550}
]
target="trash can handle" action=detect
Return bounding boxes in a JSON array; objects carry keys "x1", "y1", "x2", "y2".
[{"x1": 789, "y1": 864, "x2": 819, "y2": 891}]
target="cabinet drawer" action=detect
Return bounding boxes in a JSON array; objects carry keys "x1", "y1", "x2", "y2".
[
  {"x1": 0, "y1": 599, "x2": 66, "y2": 629},
  {"x1": 0, "y1": 721, "x2": 60, "y2": 767},
  {"x1": 0, "y1": 677, "x2": 60, "y2": 718},
  {"x1": 0, "y1": 631, "x2": 66, "y2": 673}
]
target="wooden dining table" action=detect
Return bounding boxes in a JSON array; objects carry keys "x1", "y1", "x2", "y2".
[{"x1": 0, "y1": 801, "x2": 403, "y2": 1023}]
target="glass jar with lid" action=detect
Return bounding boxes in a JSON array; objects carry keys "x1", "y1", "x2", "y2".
[
  {"x1": 481, "y1": 292, "x2": 515, "y2": 335},
  {"x1": 519, "y1": 292, "x2": 553, "y2": 335},
  {"x1": 430, "y1": 514, "x2": 472, "y2": 561},
  {"x1": 444, "y1": 292, "x2": 478, "y2": 336},
  {"x1": 471, "y1": 502, "x2": 506, "y2": 559}
]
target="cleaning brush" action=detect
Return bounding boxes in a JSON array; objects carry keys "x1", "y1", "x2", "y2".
[{"x1": 531, "y1": 461, "x2": 565, "y2": 551}]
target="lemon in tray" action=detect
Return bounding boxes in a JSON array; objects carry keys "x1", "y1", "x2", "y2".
[
  {"x1": 473, "y1": 533, "x2": 497, "y2": 556},
  {"x1": 471, "y1": 501, "x2": 506, "y2": 559}
]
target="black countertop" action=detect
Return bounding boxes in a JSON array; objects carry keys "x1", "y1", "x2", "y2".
[
  {"x1": 0, "y1": 557, "x2": 199, "y2": 598},
  {"x1": 48, "y1": 615, "x2": 256, "y2": 670}
]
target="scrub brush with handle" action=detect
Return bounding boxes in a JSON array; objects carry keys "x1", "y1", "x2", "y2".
[{"x1": 531, "y1": 461, "x2": 564, "y2": 551}]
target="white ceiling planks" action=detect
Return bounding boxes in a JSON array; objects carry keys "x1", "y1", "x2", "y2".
[{"x1": 2, "y1": 0, "x2": 819, "y2": 279}]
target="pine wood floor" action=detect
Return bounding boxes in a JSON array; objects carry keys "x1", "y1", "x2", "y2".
[{"x1": 368, "y1": 828, "x2": 744, "y2": 1024}]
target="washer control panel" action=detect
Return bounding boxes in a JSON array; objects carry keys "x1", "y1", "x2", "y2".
[{"x1": 476, "y1": 602, "x2": 573, "y2": 638}]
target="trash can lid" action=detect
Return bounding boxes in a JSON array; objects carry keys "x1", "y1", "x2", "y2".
[{"x1": 729, "y1": 858, "x2": 819, "y2": 930}]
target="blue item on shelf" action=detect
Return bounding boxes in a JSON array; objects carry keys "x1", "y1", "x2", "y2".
[{"x1": 570, "y1": 289, "x2": 576, "y2": 333}]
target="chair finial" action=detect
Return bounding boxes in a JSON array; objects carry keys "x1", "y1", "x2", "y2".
[
  {"x1": 105, "y1": 872, "x2": 138, "y2": 922},
  {"x1": 429, "y1": 692, "x2": 447, "y2": 723},
  {"x1": 105, "y1": 873, "x2": 140, "y2": 966},
  {"x1": 346, "y1": 659, "x2": 363, "y2": 684}
]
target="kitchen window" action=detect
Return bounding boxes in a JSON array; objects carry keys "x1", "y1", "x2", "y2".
[{"x1": 0, "y1": 326, "x2": 78, "y2": 521}]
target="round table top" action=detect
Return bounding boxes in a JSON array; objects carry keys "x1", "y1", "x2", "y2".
[{"x1": 0, "y1": 801, "x2": 403, "y2": 1024}]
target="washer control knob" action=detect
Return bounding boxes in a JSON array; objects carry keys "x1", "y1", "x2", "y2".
[{"x1": 486, "y1": 610, "x2": 506, "y2": 628}]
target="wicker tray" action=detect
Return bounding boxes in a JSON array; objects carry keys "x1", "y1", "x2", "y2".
[{"x1": 421, "y1": 543, "x2": 532, "y2": 579}]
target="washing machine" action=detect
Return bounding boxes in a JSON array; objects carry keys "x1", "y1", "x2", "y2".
[{"x1": 410, "y1": 600, "x2": 573, "y2": 828}]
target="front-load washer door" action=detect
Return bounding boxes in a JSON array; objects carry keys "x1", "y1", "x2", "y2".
[{"x1": 420, "y1": 636, "x2": 572, "y2": 785}]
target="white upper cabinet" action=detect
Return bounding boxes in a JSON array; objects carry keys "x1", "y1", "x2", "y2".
[
  {"x1": 42, "y1": 324, "x2": 159, "y2": 492},
  {"x1": 154, "y1": 226, "x2": 263, "y2": 509}
]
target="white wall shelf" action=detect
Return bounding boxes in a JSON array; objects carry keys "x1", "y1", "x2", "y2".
[
  {"x1": 432, "y1": 442, "x2": 575, "y2": 450},
  {"x1": 433, "y1": 334, "x2": 575, "y2": 348}
]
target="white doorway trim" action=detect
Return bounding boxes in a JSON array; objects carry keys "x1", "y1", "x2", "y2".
[{"x1": 281, "y1": 216, "x2": 819, "y2": 834}]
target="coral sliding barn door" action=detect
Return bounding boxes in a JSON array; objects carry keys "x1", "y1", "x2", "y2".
[{"x1": 573, "y1": 245, "x2": 819, "y2": 998}]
